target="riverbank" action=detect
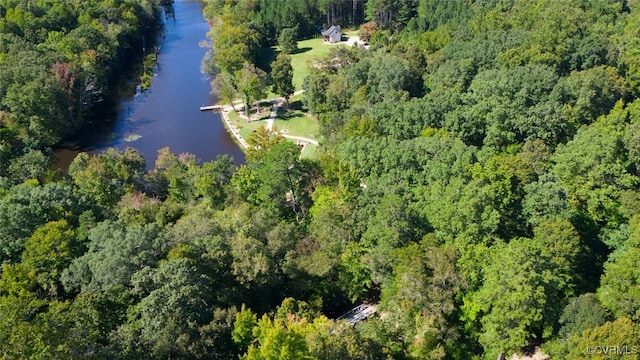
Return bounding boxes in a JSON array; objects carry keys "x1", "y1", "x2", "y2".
[
  {"x1": 220, "y1": 105, "x2": 249, "y2": 149},
  {"x1": 214, "y1": 90, "x2": 321, "y2": 158},
  {"x1": 57, "y1": 0, "x2": 245, "y2": 171},
  {"x1": 215, "y1": 91, "x2": 321, "y2": 159}
]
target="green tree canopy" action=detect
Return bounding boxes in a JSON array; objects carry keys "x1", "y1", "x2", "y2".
[
  {"x1": 271, "y1": 52, "x2": 294, "y2": 103},
  {"x1": 278, "y1": 27, "x2": 298, "y2": 54}
]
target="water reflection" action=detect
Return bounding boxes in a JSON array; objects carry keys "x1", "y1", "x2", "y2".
[{"x1": 54, "y1": 0, "x2": 245, "y2": 171}]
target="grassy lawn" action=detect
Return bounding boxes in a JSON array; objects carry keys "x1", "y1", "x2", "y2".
[
  {"x1": 273, "y1": 99, "x2": 320, "y2": 139},
  {"x1": 254, "y1": 37, "x2": 330, "y2": 96},
  {"x1": 225, "y1": 104, "x2": 321, "y2": 159},
  {"x1": 226, "y1": 105, "x2": 272, "y2": 141},
  {"x1": 288, "y1": 36, "x2": 334, "y2": 90},
  {"x1": 273, "y1": 112, "x2": 319, "y2": 140},
  {"x1": 300, "y1": 142, "x2": 318, "y2": 159},
  {"x1": 263, "y1": 34, "x2": 352, "y2": 92},
  {"x1": 226, "y1": 103, "x2": 319, "y2": 143},
  {"x1": 289, "y1": 92, "x2": 304, "y2": 103},
  {"x1": 290, "y1": 30, "x2": 360, "y2": 90}
]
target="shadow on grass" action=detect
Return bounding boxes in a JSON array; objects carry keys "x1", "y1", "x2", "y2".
[
  {"x1": 289, "y1": 100, "x2": 304, "y2": 111},
  {"x1": 292, "y1": 47, "x2": 312, "y2": 54},
  {"x1": 275, "y1": 100, "x2": 305, "y2": 120},
  {"x1": 278, "y1": 112, "x2": 297, "y2": 121},
  {"x1": 255, "y1": 46, "x2": 276, "y2": 73},
  {"x1": 277, "y1": 110, "x2": 306, "y2": 122},
  {"x1": 255, "y1": 45, "x2": 313, "y2": 73}
]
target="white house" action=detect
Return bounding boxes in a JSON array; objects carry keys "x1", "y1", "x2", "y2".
[{"x1": 321, "y1": 25, "x2": 341, "y2": 43}]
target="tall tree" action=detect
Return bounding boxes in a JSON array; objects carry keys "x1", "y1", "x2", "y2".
[
  {"x1": 270, "y1": 53, "x2": 294, "y2": 106},
  {"x1": 552, "y1": 111, "x2": 637, "y2": 227},
  {"x1": 278, "y1": 27, "x2": 298, "y2": 55},
  {"x1": 566, "y1": 317, "x2": 640, "y2": 360},
  {"x1": 468, "y1": 226, "x2": 581, "y2": 359},
  {"x1": 598, "y1": 247, "x2": 640, "y2": 322},
  {"x1": 210, "y1": 21, "x2": 260, "y2": 74},
  {"x1": 212, "y1": 71, "x2": 238, "y2": 111},
  {"x1": 0, "y1": 181, "x2": 82, "y2": 264},
  {"x1": 69, "y1": 147, "x2": 146, "y2": 213},
  {"x1": 235, "y1": 62, "x2": 269, "y2": 119},
  {"x1": 61, "y1": 220, "x2": 168, "y2": 293}
]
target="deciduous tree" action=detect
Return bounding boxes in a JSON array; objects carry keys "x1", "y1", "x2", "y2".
[
  {"x1": 271, "y1": 53, "x2": 294, "y2": 105},
  {"x1": 235, "y1": 62, "x2": 269, "y2": 119},
  {"x1": 278, "y1": 27, "x2": 298, "y2": 54}
]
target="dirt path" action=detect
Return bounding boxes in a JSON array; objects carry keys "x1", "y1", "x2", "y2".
[{"x1": 220, "y1": 106, "x2": 249, "y2": 149}]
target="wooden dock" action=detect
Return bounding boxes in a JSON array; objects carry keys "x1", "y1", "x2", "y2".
[{"x1": 200, "y1": 105, "x2": 223, "y2": 111}]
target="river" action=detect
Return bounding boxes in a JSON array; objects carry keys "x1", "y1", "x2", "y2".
[{"x1": 55, "y1": 0, "x2": 245, "y2": 170}]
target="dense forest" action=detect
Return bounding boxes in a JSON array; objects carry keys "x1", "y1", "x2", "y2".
[
  {"x1": 0, "y1": 0, "x2": 160, "y2": 178},
  {"x1": 2, "y1": 0, "x2": 640, "y2": 359}
]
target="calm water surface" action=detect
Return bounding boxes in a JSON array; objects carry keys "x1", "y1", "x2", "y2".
[{"x1": 56, "y1": 0, "x2": 245, "y2": 170}]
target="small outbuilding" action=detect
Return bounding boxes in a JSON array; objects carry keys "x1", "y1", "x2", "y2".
[{"x1": 321, "y1": 25, "x2": 341, "y2": 43}]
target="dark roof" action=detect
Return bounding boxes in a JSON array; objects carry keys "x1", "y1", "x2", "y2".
[{"x1": 321, "y1": 25, "x2": 341, "y2": 36}]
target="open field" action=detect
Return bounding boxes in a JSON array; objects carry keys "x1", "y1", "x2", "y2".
[
  {"x1": 227, "y1": 106, "x2": 320, "y2": 146},
  {"x1": 289, "y1": 31, "x2": 361, "y2": 89},
  {"x1": 224, "y1": 102, "x2": 321, "y2": 160},
  {"x1": 275, "y1": 30, "x2": 359, "y2": 90}
]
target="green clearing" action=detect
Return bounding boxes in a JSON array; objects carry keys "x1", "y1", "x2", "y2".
[
  {"x1": 221, "y1": 34, "x2": 357, "y2": 152},
  {"x1": 274, "y1": 99, "x2": 320, "y2": 139},
  {"x1": 289, "y1": 31, "x2": 359, "y2": 89},
  {"x1": 225, "y1": 96, "x2": 321, "y2": 153},
  {"x1": 255, "y1": 36, "x2": 332, "y2": 96},
  {"x1": 273, "y1": 114, "x2": 319, "y2": 140},
  {"x1": 260, "y1": 33, "x2": 357, "y2": 94},
  {"x1": 299, "y1": 142, "x2": 318, "y2": 159},
  {"x1": 226, "y1": 104, "x2": 320, "y2": 144},
  {"x1": 287, "y1": 36, "x2": 333, "y2": 90},
  {"x1": 273, "y1": 112, "x2": 319, "y2": 140}
]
